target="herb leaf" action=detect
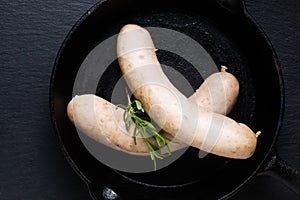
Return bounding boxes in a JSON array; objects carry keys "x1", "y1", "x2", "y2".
[{"x1": 117, "y1": 91, "x2": 171, "y2": 170}]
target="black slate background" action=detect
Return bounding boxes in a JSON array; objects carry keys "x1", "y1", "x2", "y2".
[{"x1": 0, "y1": 0, "x2": 299, "y2": 199}]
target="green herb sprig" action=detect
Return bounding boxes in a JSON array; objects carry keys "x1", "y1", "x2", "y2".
[{"x1": 117, "y1": 91, "x2": 171, "y2": 170}]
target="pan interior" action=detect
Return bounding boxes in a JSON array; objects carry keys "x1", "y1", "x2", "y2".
[
  {"x1": 92, "y1": 9, "x2": 257, "y2": 185},
  {"x1": 52, "y1": 0, "x2": 283, "y2": 199}
]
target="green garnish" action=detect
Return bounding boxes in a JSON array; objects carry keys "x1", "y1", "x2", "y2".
[{"x1": 117, "y1": 91, "x2": 171, "y2": 170}]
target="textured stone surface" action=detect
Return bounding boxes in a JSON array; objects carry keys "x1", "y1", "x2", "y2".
[{"x1": 245, "y1": 0, "x2": 300, "y2": 171}]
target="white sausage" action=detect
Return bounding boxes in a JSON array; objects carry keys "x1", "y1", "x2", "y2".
[
  {"x1": 67, "y1": 66, "x2": 238, "y2": 156},
  {"x1": 117, "y1": 24, "x2": 257, "y2": 159},
  {"x1": 190, "y1": 66, "x2": 239, "y2": 115},
  {"x1": 68, "y1": 94, "x2": 153, "y2": 155}
]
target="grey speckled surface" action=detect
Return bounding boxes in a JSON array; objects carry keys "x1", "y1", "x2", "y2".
[
  {"x1": 0, "y1": 0, "x2": 299, "y2": 199},
  {"x1": 245, "y1": 0, "x2": 300, "y2": 171}
]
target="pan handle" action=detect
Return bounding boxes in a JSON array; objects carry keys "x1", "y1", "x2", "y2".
[
  {"x1": 88, "y1": 183, "x2": 123, "y2": 200},
  {"x1": 258, "y1": 151, "x2": 300, "y2": 195},
  {"x1": 216, "y1": 0, "x2": 246, "y2": 15}
]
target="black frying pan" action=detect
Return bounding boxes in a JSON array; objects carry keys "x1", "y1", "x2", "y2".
[{"x1": 50, "y1": 0, "x2": 300, "y2": 199}]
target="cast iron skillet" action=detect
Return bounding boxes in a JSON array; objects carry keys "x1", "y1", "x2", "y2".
[{"x1": 50, "y1": 0, "x2": 300, "y2": 199}]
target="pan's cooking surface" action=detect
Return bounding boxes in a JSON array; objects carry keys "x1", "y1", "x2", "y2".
[
  {"x1": 72, "y1": 8, "x2": 256, "y2": 186},
  {"x1": 50, "y1": 0, "x2": 283, "y2": 199}
]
